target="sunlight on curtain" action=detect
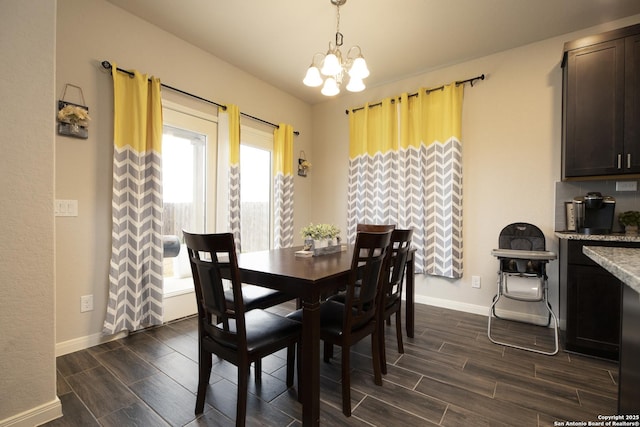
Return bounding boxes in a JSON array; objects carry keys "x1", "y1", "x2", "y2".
[
  {"x1": 348, "y1": 83, "x2": 464, "y2": 278},
  {"x1": 273, "y1": 124, "x2": 295, "y2": 248},
  {"x1": 216, "y1": 105, "x2": 242, "y2": 250},
  {"x1": 104, "y1": 65, "x2": 164, "y2": 334}
]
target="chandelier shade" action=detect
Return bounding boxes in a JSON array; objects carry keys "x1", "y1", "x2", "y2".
[
  {"x1": 303, "y1": 0, "x2": 369, "y2": 96},
  {"x1": 303, "y1": 64, "x2": 323, "y2": 87}
]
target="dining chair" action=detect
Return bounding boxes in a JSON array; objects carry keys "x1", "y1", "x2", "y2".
[
  {"x1": 378, "y1": 228, "x2": 413, "y2": 374},
  {"x1": 287, "y1": 230, "x2": 392, "y2": 417},
  {"x1": 183, "y1": 231, "x2": 301, "y2": 426}
]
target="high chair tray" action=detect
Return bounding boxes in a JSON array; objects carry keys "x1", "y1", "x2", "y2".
[{"x1": 491, "y1": 249, "x2": 557, "y2": 260}]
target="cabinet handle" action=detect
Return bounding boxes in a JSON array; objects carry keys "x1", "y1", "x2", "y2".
[
  {"x1": 628, "y1": 153, "x2": 631, "y2": 169},
  {"x1": 618, "y1": 154, "x2": 622, "y2": 169}
]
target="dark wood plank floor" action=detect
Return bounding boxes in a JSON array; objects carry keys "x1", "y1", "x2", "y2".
[{"x1": 45, "y1": 302, "x2": 618, "y2": 426}]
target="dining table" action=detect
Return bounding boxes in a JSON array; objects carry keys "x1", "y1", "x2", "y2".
[{"x1": 234, "y1": 245, "x2": 415, "y2": 426}]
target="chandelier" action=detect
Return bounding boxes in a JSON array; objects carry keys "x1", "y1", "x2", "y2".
[{"x1": 302, "y1": 0, "x2": 369, "y2": 96}]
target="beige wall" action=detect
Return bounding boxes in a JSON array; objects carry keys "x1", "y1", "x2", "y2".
[
  {"x1": 310, "y1": 14, "x2": 640, "y2": 319},
  {"x1": 55, "y1": 0, "x2": 313, "y2": 353},
  {"x1": 0, "y1": 0, "x2": 60, "y2": 425}
]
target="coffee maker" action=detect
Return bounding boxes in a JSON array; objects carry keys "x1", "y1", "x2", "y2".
[{"x1": 573, "y1": 192, "x2": 616, "y2": 234}]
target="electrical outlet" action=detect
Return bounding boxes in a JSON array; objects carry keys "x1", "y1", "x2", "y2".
[
  {"x1": 471, "y1": 275, "x2": 481, "y2": 288},
  {"x1": 80, "y1": 294, "x2": 94, "y2": 312},
  {"x1": 615, "y1": 181, "x2": 638, "y2": 192},
  {"x1": 55, "y1": 199, "x2": 78, "y2": 216}
]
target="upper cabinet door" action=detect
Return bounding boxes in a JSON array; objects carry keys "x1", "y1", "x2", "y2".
[
  {"x1": 563, "y1": 39, "x2": 625, "y2": 178},
  {"x1": 625, "y1": 34, "x2": 640, "y2": 173},
  {"x1": 562, "y1": 23, "x2": 640, "y2": 180}
]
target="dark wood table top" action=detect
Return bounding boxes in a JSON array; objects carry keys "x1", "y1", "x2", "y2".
[{"x1": 236, "y1": 245, "x2": 354, "y2": 298}]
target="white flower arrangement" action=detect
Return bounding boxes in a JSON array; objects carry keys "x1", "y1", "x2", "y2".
[
  {"x1": 300, "y1": 223, "x2": 340, "y2": 240},
  {"x1": 58, "y1": 104, "x2": 91, "y2": 126},
  {"x1": 299, "y1": 160, "x2": 312, "y2": 170}
]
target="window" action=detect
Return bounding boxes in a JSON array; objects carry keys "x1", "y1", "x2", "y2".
[
  {"x1": 162, "y1": 125, "x2": 206, "y2": 236},
  {"x1": 240, "y1": 128, "x2": 273, "y2": 252},
  {"x1": 159, "y1": 101, "x2": 274, "y2": 319},
  {"x1": 161, "y1": 102, "x2": 216, "y2": 320}
]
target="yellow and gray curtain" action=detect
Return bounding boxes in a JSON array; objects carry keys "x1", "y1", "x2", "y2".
[
  {"x1": 273, "y1": 124, "x2": 295, "y2": 248},
  {"x1": 104, "y1": 65, "x2": 164, "y2": 334},
  {"x1": 347, "y1": 83, "x2": 464, "y2": 278},
  {"x1": 216, "y1": 104, "x2": 242, "y2": 250}
]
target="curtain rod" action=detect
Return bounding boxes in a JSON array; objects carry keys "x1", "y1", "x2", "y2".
[
  {"x1": 101, "y1": 61, "x2": 299, "y2": 136},
  {"x1": 345, "y1": 74, "x2": 485, "y2": 114}
]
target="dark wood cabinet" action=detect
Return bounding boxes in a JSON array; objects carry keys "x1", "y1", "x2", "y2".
[
  {"x1": 560, "y1": 240, "x2": 620, "y2": 359},
  {"x1": 559, "y1": 239, "x2": 640, "y2": 360},
  {"x1": 562, "y1": 23, "x2": 640, "y2": 179},
  {"x1": 619, "y1": 282, "x2": 640, "y2": 413}
]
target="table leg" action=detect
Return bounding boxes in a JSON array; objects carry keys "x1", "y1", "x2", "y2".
[
  {"x1": 406, "y1": 255, "x2": 415, "y2": 338},
  {"x1": 301, "y1": 296, "x2": 321, "y2": 426}
]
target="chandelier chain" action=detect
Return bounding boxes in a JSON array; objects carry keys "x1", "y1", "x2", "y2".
[{"x1": 335, "y1": 3, "x2": 343, "y2": 47}]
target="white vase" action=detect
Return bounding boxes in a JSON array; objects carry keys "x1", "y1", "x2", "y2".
[
  {"x1": 313, "y1": 239, "x2": 329, "y2": 249},
  {"x1": 625, "y1": 225, "x2": 638, "y2": 235}
]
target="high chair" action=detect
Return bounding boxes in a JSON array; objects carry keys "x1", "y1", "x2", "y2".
[{"x1": 487, "y1": 223, "x2": 559, "y2": 355}]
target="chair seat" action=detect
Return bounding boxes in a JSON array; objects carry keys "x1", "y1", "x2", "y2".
[
  {"x1": 287, "y1": 300, "x2": 370, "y2": 337},
  {"x1": 209, "y1": 309, "x2": 301, "y2": 353},
  {"x1": 225, "y1": 285, "x2": 292, "y2": 311}
]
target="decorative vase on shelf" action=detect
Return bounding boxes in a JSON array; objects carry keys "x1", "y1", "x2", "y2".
[{"x1": 624, "y1": 225, "x2": 638, "y2": 235}]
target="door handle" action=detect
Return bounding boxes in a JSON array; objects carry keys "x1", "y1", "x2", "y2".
[
  {"x1": 618, "y1": 154, "x2": 622, "y2": 169},
  {"x1": 627, "y1": 153, "x2": 631, "y2": 169}
]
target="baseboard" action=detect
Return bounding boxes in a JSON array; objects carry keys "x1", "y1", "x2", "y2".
[
  {"x1": 415, "y1": 295, "x2": 551, "y2": 326},
  {"x1": 0, "y1": 397, "x2": 62, "y2": 427},
  {"x1": 56, "y1": 330, "x2": 127, "y2": 357}
]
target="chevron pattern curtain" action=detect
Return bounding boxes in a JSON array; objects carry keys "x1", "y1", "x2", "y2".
[
  {"x1": 104, "y1": 66, "x2": 164, "y2": 334},
  {"x1": 216, "y1": 105, "x2": 242, "y2": 250},
  {"x1": 347, "y1": 98, "x2": 398, "y2": 236},
  {"x1": 347, "y1": 83, "x2": 464, "y2": 278},
  {"x1": 273, "y1": 123, "x2": 295, "y2": 248}
]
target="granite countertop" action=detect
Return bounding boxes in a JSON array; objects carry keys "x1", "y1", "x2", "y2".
[
  {"x1": 583, "y1": 246, "x2": 640, "y2": 295},
  {"x1": 555, "y1": 231, "x2": 640, "y2": 243}
]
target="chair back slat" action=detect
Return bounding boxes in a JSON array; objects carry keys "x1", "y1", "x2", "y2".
[{"x1": 385, "y1": 229, "x2": 413, "y2": 302}]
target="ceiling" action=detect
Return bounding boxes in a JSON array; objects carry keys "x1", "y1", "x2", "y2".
[{"x1": 106, "y1": 0, "x2": 640, "y2": 105}]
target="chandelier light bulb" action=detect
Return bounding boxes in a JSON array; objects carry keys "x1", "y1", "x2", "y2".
[
  {"x1": 349, "y1": 56, "x2": 370, "y2": 79},
  {"x1": 346, "y1": 76, "x2": 365, "y2": 92},
  {"x1": 303, "y1": 66, "x2": 323, "y2": 87},
  {"x1": 321, "y1": 77, "x2": 340, "y2": 96},
  {"x1": 321, "y1": 52, "x2": 341, "y2": 76}
]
